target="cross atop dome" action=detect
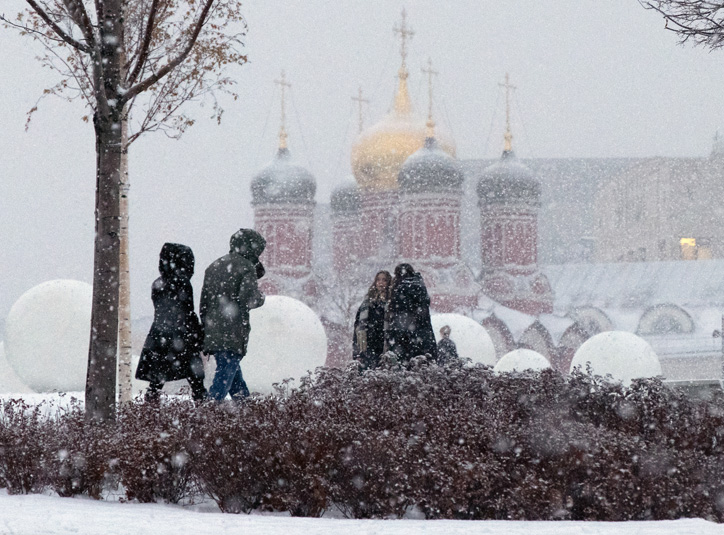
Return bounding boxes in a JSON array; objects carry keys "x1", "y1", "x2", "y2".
[
  {"x1": 351, "y1": 86, "x2": 369, "y2": 134},
  {"x1": 393, "y1": 8, "x2": 414, "y2": 75},
  {"x1": 422, "y1": 57, "x2": 438, "y2": 138},
  {"x1": 392, "y1": 9, "x2": 414, "y2": 116},
  {"x1": 274, "y1": 70, "x2": 292, "y2": 149},
  {"x1": 499, "y1": 72, "x2": 516, "y2": 153}
]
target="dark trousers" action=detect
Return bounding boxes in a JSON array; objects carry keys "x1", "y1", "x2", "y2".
[
  {"x1": 209, "y1": 351, "x2": 250, "y2": 401},
  {"x1": 146, "y1": 374, "x2": 207, "y2": 402}
]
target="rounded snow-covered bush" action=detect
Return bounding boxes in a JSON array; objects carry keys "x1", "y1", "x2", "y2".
[
  {"x1": 431, "y1": 313, "x2": 496, "y2": 366},
  {"x1": 4, "y1": 280, "x2": 91, "y2": 392},
  {"x1": 494, "y1": 348, "x2": 550, "y2": 374},
  {"x1": 243, "y1": 295, "x2": 327, "y2": 394},
  {"x1": 570, "y1": 330, "x2": 662, "y2": 385},
  {"x1": 0, "y1": 341, "x2": 33, "y2": 394}
]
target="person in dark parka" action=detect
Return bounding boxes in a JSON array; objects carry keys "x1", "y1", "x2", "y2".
[
  {"x1": 353, "y1": 270, "x2": 392, "y2": 370},
  {"x1": 136, "y1": 243, "x2": 207, "y2": 402},
  {"x1": 384, "y1": 263, "x2": 438, "y2": 365},
  {"x1": 200, "y1": 228, "x2": 266, "y2": 402},
  {"x1": 436, "y1": 325, "x2": 460, "y2": 366}
]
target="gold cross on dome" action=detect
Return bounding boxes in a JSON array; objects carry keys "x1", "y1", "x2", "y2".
[
  {"x1": 274, "y1": 70, "x2": 292, "y2": 149},
  {"x1": 351, "y1": 86, "x2": 369, "y2": 134},
  {"x1": 499, "y1": 72, "x2": 516, "y2": 152},
  {"x1": 393, "y1": 8, "x2": 415, "y2": 70},
  {"x1": 421, "y1": 57, "x2": 438, "y2": 129}
]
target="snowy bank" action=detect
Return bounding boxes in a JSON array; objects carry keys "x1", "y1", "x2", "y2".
[{"x1": 0, "y1": 492, "x2": 721, "y2": 535}]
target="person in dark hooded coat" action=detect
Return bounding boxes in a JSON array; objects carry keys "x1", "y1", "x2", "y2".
[
  {"x1": 353, "y1": 270, "x2": 392, "y2": 370},
  {"x1": 384, "y1": 263, "x2": 438, "y2": 365},
  {"x1": 135, "y1": 243, "x2": 206, "y2": 402},
  {"x1": 200, "y1": 228, "x2": 266, "y2": 402},
  {"x1": 436, "y1": 325, "x2": 460, "y2": 366}
]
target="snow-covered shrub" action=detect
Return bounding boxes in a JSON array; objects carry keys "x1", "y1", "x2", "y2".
[
  {"x1": 5, "y1": 362, "x2": 724, "y2": 521},
  {"x1": 262, "y1": 382, "x2": 337, "y2": 517},
  {"x1": 187, "y1": 397, "x2": 282, "y2": 514},
  {"x1": 306, "y1": 366, "x2": 416, "y2": 519},
  {"x1": 116, "y1": 398, "x2": 197, "y2": 504},
  {"x1": 0, "y1": 398, "x2": 49, "y2": 494},
  {"x1": 43, "y1": 399, "x2": 117, "y2": 499}
]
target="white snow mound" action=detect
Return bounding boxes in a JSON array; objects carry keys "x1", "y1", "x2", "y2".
[
  {"x1": 570, "y1": 330, "x2": 662, "y2": 385},
  {"x1": 494, "y1": 348, "x2": 551, "y2": 373},
  {"x1": 243, "y1": 295, "x2": 327, "y2": 394},
  {"x1": 431, "y1": 313, "x2": 496, "y2": 366},
  {"x1": 0, "y1": 342, "x2": 33, "y2": 394},
  {"x1": 4, "y1": 280, "x2": 91, "y2": 392}
]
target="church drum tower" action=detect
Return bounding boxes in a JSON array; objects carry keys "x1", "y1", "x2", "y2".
[
  {"x1": 396, "y1": 59, "x2": 477, "y2": 312},
  {"x1": 251, "y1": 71, "x2": 317, "y2": 298},
  {"x1": 476, "y1": 75, "x2": 553, "y2": 315}
]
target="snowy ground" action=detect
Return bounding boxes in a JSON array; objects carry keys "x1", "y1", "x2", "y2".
[{"x1": 1, "y1": 492, "x2": 723, "y2": 535}]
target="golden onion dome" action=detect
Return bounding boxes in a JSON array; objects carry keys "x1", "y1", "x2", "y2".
[{"x1": 351, "y1": 69, "x2": 455, "y2": 192}]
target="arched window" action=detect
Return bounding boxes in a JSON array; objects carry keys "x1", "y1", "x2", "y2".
[
  {"x1": 637, "y1": 304, "x2": 694, "y2": 335},
  {"x1": 518, "y1": 321, "x2": 554, "y2": 360},
  {"x1": 567, "y1": 306, "x2": 614, "y2": 336},
  {"x1": 556, "y1": 324, "x2": 589, "y2": 373},
  {"x1": 481, "y1": 314, "x2": 515, "y2": 360}
]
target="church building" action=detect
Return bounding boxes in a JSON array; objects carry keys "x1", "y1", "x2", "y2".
[
  {"x1": 246, "y1": 12, "x2": 724, "y2": 383},
  {"x1": 248, "y1": 12, "x2": 582, "y2": 371}
]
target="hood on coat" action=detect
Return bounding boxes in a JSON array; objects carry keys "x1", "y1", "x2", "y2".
[
  {"x1": 394, "y1": 263, "x2": 417, "y2": 281},
  {"x1": 255, "y1": 261, "x2": 266, "y2": 279},
  {"x1": 230, "y1": 228, "x2": 267, "y2": 279},
  {"x1": 159, "y1": 242, "x2": 195, "y2": 280},
  {"x1": 397, "y1": 272, "x2": 425, "y2": 291},
  {"x1": 391, "y1": 270, "x2": 429, "y2": 310}
]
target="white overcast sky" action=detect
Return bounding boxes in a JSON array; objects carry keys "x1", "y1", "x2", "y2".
[{"x1": 2, "y1": 0, "x2": 724, "y2": 321}]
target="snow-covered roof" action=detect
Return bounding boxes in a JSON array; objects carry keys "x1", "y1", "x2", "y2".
[
  {"x1": 474, "y1": 300, "x2": 574, "y2": 345},
  {"x1": 484, "y1": 304, "x2": 535, "y2": 340},
  {"x1": 399, "y1": 137, "x2": 463, "y2": 193},
  {"x1": 544, "y1": 260, "x2": 724, "y2": 311},
  {"x1": 646, "y1": 333, "x2": 721, "y2": 358}
]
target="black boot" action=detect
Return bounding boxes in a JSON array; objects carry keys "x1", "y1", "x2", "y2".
[{"x1": 145, "y1": 381, "x2": 163, "y2": 403}]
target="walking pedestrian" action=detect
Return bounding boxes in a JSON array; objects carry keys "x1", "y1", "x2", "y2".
[
  {"x1": 199, "y1": 228, "x2": 266, "y2": 402},
  {"x1": 136, "y1": 243, "x2": 207, "y2": 402}
]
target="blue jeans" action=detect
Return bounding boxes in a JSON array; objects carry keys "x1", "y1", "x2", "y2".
[{"x1": 209, "y1": 351, "x2": 250, "y2": 401}]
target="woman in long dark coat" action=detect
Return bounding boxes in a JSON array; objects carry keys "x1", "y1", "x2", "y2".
[
  {"x1": 353, "y1": 270, "x2": 392, "y2": 369},
  {"x1": 135, "y1": 243, "x2": 206, "y2": 402},
  {"x1": 385, "y1": 263, "x2": 438, "y2": 365}
]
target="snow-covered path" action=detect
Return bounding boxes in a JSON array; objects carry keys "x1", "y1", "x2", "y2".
[{"x1": 1, "y1": 493, "x2": 723, "y2": 535}]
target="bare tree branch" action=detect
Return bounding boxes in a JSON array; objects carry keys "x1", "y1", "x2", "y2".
[
  {"x1": 127, "y1": 0, "x2": 160, "y2": 87},
  {"x1": 0, "y1": 14, "x2": 68, "y2": 45},
  {"x1": 123, "y1": 0, "x2": 215, "y2": 102},
  {"x1": 640, "y1": 0, "x2": 724, "y2": 49},
  {"x1": 61, "y1": 0, "x2": 96, "y2": 47},
  {"x1": 25, "y1": 0, "x2": 91, "y2": 52}
]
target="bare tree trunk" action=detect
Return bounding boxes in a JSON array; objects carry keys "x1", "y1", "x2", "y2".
[
  {"x1": 85, "y1": 119, "x2": 123, "y2": 422},
  {"x1": 85, "y1": 0, "x2": 124, "y2": 422},
  {"x1": 118, "y1": 117, "x2": 133, "y2": 404}
]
